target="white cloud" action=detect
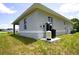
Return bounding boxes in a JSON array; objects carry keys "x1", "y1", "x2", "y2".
[
  {"x1": 0, "y1": 0, "x2": 79, "y2": 3},
  {"x1": 76, "y1": 13, "x2": 79, "y2": 18},
  {"x1": 0, "y1": 3, "x2": 16, "y2": 14},
  {"x1": 65, "y1": 15, "x2": 77, "y2": 19},
  {"x1": 58, "y1": 3, "x2": 79, "y2": 13},
  {"x1": 0, "y1": 24, "x2": 12, "y2": 29},
  {"x1": 0, "y1": 24, "x2": 18, "y2": 29}
]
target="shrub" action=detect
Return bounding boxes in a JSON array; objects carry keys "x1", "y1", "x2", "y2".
[{"x1": 71, "y1": 29, "x2": 77, "y2": 34}]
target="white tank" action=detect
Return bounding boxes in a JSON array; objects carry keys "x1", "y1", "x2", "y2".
[{"x1": 46, "y1": 31, "x2": 51, "y2": 39}]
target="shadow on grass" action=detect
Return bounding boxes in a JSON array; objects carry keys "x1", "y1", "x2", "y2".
[{"x1": 10, "y1": 34, "x2": 37, "y2": 45}]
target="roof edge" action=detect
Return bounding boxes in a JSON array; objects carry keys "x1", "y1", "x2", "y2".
[{"x1": 12, "y1": 3, "x2": 73, "y2": 25}]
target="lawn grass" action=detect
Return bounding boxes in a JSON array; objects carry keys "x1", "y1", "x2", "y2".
[{"x1": 0, "y1": 32, "x2": 79, "y2": 55}]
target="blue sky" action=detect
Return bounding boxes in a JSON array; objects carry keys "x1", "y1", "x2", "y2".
[{"x1": 0, "y1": 3, "x2": 79, "y2": 29}]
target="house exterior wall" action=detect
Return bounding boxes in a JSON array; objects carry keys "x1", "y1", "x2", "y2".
[
  {"x1": 19, "y1": 11, "x2": 40, "y2": 39},
  {"x1": 19, "y1": 10, "x2": 72, "y2": 39}
]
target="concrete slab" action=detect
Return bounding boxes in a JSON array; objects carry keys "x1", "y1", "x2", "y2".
[{"x1": 40, "y1": 37, "x2": 61, "y2": 42}]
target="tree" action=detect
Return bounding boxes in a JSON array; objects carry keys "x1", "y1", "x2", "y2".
[
  {"x1": 0, "y1": 29, "x2": 4, "y2": 31},
  {"x1": 71, "y1": 18, "x2": 79, "y2": 32}
]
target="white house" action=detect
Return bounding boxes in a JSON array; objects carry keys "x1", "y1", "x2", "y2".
[{"x1": 12, "y1": 3, "x2": 73, "y2": 39}]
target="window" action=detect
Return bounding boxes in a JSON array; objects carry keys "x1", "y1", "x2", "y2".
[
  {"x1": 48, "y1": 17, "x2": 53, "y2": 23},
  {"x1": 24, "y1": 19, "x2": 27, "y2": 30}
]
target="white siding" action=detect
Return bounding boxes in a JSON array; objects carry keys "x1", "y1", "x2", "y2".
[
  {"x1": 19, "y1": 10, "x2": 72, "y2": 39},
  {"x1": 35, "y1": 10, "x2": 72, "y2": 35},
  {"x1": 53, "y1": 18, "x2": 66, "y2": 35}
]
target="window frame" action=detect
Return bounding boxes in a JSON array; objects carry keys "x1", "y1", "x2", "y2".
[
  {"x1": 48, "y1": 17, "x2": 53, "y2": 23},
  {"x1": 24, "y1": 19, "x2": 27, "y2": 30}
]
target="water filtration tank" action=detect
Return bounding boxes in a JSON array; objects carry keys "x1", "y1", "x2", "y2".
[
  {"x1": 46, "y1": 31, "x2": 51, "y2": 40},
  {"x1": 51, "y1": 29, "x2": 56, "y2": 38},
  {"x1": 46, "y1": 22, "x2": 52, "y2": 31}
]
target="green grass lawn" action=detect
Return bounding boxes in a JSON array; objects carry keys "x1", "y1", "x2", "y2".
[{"x1": 0, "y1": 32, "x2": 79, "y2": 55}]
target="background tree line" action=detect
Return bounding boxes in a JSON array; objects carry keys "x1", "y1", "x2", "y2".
[{"x1": 71, "y1": 18, "x2": 79, "y2": 33}]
